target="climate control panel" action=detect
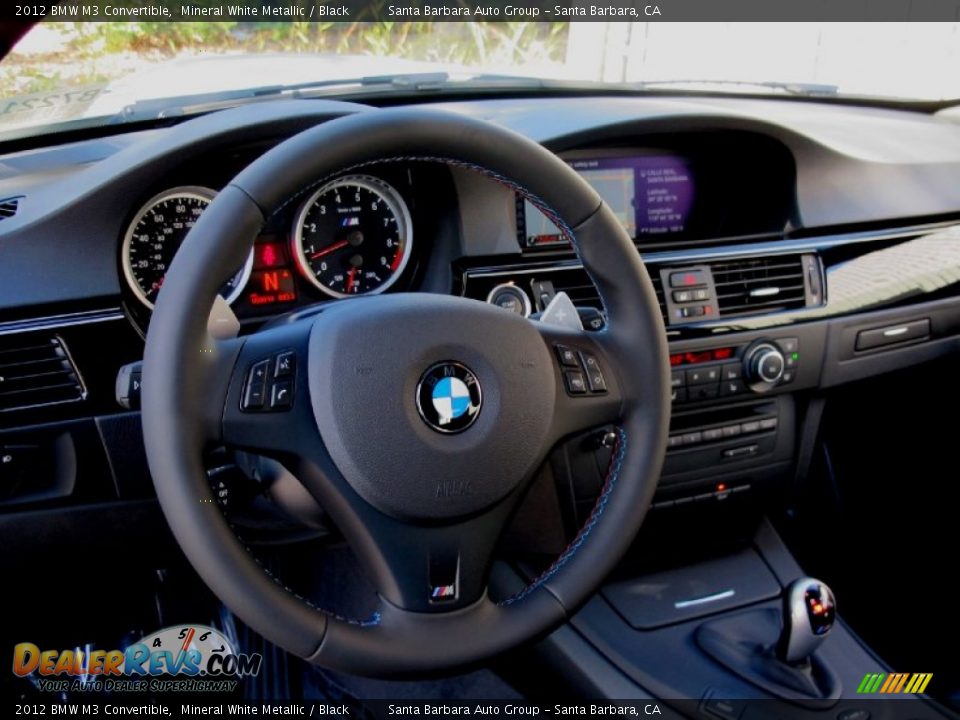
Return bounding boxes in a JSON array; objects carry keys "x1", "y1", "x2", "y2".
[{"x1": 671, "y1": 337, "x2": 801, "y2": 405}]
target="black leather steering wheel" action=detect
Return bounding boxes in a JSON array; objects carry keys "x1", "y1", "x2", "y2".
[{"x1": 141, "y1": 108, "x2": 670, "y2": 676}]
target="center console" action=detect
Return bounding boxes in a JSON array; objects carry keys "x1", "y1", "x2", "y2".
[{"x1": 523, "y1": 519, "x2": 953, "y2": 718}]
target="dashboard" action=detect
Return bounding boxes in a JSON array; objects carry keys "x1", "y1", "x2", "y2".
[
  {"x1": 115, "y1": 132, "x2": 795, "y2": 333},
  {"x1": 3, "y1": 93, "x2": 960, "y2": 517}
]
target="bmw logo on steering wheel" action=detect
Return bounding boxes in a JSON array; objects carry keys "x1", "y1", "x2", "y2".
[{"x1": 416, "y1": 362, "x2": 483, "y2": 433}]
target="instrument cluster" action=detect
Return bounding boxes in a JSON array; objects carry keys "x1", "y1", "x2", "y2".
[{"x1": 119, "y1": 167, "x2": 418, "y2": 324}]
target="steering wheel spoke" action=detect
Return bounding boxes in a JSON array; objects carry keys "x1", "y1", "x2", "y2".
[{"x1": 296, "y1": 451, "x2": 522, "y2": 613}]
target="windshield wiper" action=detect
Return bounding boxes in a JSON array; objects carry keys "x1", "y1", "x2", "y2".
[{"x1": 629, "y1": 78, "x2": 840, "y2": 96}]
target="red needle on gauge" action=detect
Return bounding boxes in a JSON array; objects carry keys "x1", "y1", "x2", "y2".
[
  {"x1": 310, "y1": 239, "x2": 348, "y2": 260},
  {"x1": 346, "y1": 267, "x2": 357, "y2": 293}
]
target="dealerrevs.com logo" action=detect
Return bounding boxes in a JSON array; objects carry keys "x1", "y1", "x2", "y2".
[{"x1": 13, "y1": 625, "x2": 262, "y2": 693}]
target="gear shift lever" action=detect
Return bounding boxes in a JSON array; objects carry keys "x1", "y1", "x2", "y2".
[
  {"x1": 696, "y1": 576, "x2": 842, "y2": 701},
  {"x1": 777, "y1": 577, "x2": 836, "y2": 664}
]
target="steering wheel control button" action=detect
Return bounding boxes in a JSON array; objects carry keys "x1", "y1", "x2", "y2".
[
  {"x1": 242, "y1": 359, "x2": 270, "y2": 410},
  {"x1": 416, "y1": 361, "x2": 482, "y2": 434},
  {"x1": 564, "y1": 370, "x2": 588, "y2": 394},
  {"x1": 579, "y1": 351, "x2": 608, "y2": 393},
  {"x1": 243, "y1": 382, "x2": 265, "y2": 410},
  {"x1": 242, "y1": 354, "x2": 295, "y2": 412},
  {"x1": 270, "y1": 381, "x2": 293, "y2": 409},
  {"x1": 250, "y1": 360, "x2": 270, "y2": 384},
  {"x1": 274, "y1": 351, "x2": 296, "y2": 378},
  {"x1": 555, "y1": 345, "x2": 580, "y2": 367}
]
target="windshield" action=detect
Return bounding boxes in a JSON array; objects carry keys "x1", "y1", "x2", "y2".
[{"x1": 4, "y1": 21, "x2": 960, "y2": 139}]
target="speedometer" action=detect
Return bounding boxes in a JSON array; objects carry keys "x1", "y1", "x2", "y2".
[
  {"x1": 121, "y1": 186, "x2": 253, "y2": 309},
  {"x1": 291, "y1": 175, "x2": 413, "y2": 298}
]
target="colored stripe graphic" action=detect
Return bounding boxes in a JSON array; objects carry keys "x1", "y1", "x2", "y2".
[
  {"x1": 904, "y1": 673, "x2": 933, "y2": 694},
  {"x1": 857, "y1": 672, "x2": 931, "y2": 694}
]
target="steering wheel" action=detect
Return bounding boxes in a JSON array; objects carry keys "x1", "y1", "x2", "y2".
[{"x1": 141, "y1": 108, "x2": 670, "y2": 676}]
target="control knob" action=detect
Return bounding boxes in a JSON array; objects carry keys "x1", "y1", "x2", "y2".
[{"x1": 744, "y1": 343, "x2": 785, "y2": 387}]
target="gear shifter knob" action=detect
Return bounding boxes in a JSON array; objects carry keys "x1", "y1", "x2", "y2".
[{"x1": 777, "y1": 577, "x2": 836, "y2": 664}]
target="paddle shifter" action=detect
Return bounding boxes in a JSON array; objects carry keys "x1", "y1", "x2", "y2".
[{"x1": 777, "y1": 577, "x2": 837, "y2": 664}]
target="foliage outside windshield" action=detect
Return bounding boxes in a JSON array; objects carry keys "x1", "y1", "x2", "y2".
[{"x1": 3, "y1": 21, "x2": 960, "y2": 137}]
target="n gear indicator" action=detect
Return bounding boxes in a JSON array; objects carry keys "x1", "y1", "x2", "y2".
[{"x1": 248, "y1": 269, "x2": 297, "y2": 306}]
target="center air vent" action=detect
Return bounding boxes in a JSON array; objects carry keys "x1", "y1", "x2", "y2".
[
  {"x1": 0, "y1": 333, "x2": 85, "y2": 412},
  {"x1": 711, "y1": 255, "x2": 810, "y2": 317},
  {"x1": 0, "y1": 196, "x2": 22, "y2": 221},
  {"x1": 545, "y1": 266, "x2": 666, "y2": 321}
]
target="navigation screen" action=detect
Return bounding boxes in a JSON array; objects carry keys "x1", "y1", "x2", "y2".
[{"x1": 522, "y1": 155, "x2": 694, "y2": 247}]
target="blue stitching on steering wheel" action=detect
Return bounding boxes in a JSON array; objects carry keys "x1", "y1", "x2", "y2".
[{"x1": 499, "y1": 427, "x2": 626, "y2": 606}]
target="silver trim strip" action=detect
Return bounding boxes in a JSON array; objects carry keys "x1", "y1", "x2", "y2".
[
  {"x1": 463, "y1": 221, "x2": 959, "y2": 282},
  {"x1": 0, "y1": 308, "x2": 125, "y2": 337},
  {"x1": 673, "y1": 589, "x2": 736, "y2": 609}
]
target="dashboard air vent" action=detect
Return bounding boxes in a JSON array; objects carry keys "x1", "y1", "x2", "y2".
[
  {"x1": 546, "y1": 266, "x2": 667, "y2": 321},
  {"x1": 712, "y1": 255, "x2": 808, "y2": 317},
  {"x1": 0, "y1": 196, "x2": 22, "y2": 220},
  {"x1": 0, "y1": 333, "x2": 85, "y2": 412}
]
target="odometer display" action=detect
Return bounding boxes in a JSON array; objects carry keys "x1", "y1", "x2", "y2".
[
  {"x1": 121, "y1": 186, "x2": 253, "y2": 308},
  {"x1": 291, "y1": 175, "x2": 412, "y2": 298}
]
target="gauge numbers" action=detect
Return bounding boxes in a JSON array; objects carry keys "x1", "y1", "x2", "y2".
[
  {"x1": 121, "y1": 186, "x2": 253, "y2": 309},
  {"x1": 291, "y1": 175, "x2": 413, "y2": 298}
]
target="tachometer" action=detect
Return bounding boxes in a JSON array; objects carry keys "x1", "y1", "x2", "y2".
[
  {"x1": 291, "y1": 175, "x2": 413, "y2": 298},
  {"x1": 121, "y1": 186, "x2": 253, "y2": 308}
]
